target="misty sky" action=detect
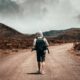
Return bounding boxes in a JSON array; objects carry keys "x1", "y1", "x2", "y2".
[{"x1": 0, "y1": 0, "x2": 80, "y2": 34}]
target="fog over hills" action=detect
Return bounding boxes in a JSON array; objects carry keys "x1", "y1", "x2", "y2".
[{"x1": 0, "y1": 0, "x2": 80, "y2": 33}]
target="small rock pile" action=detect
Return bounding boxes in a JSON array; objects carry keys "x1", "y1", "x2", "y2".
[{"x1": 74, "y1": 42, "x2": 80, "y2": 51}]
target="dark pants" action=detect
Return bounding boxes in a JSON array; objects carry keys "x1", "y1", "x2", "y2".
[{"x1": 36, "y1": 50, "x2": 46, "y2": 62}]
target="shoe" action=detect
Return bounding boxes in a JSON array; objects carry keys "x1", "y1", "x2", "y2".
[{"x1": 41, "y1": 70, "x2": 45, "y2": 75}]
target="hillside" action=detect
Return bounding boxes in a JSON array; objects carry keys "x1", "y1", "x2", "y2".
[
  {"x1": 56, "y1": 28, "x2": 80, "y2": 42},
  {"x1": 44, "y1": 28, "x2": 80, "y2": 37},
  {"x1": 43, "y1": 28, "x2": 80, "y2": 42},
  {"x1": 0, "y1": 23, "x2": 22, "y2": 38},
  {"x1": 43, "y1": 30, "x2": 65, "y2": 37},
  {"x1": 0, "y1": 23, "x2": 80, "y2": 49},
  {"x1": 0, "y1": 23, "x2": 33, "y2": 49}
]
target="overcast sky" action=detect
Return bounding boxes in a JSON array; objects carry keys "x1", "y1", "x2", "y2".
[{"x1": 0, "y1": 0, "x2": 80, "y2": 34}]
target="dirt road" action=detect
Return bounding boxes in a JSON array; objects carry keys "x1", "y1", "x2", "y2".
[{"x1": 0, "y1": 43, "x2": 80, "y2": 80}]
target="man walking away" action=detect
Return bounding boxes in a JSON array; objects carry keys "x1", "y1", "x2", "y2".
[{"x1": 32, "y1": 31, "x2": 49, "y2": 74}]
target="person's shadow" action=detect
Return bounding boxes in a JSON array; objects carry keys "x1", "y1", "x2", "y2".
[{"x1": 27, "y1": 72, "x2": 41, "y2": 75}]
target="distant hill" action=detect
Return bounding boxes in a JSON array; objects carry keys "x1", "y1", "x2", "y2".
[
  {"x1": 0, "y1": 23, "x2": 33, "y2": 49},
  {"x1": 28, "y1": 28, "x2": 80, "y2": 44},
  {"x1": 56, "y1": 28, "x2": 80, "y2": 41},
  {"x1": 43, "y1": 28, "x2": 80, "y2": 42},
  {"x1": 0, "y1": 23, "x2": 23, "y2": 38},
  {"x1": 43, "y1": 28, "x2": 80, "y2": 37},
  {"x1": 0, "y1": 23, "x2": 80, "y2": 49},
  {"x1": 43, "y1": 30, "x2": 65, "y2": 37}
]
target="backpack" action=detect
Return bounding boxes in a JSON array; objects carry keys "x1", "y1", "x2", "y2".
[{"x1": 35, "y1": 37, "x2": 47, "y2": 52}]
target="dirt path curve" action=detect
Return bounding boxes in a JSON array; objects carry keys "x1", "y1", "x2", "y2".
[{"x1": 0, "y1": 43, "x2": 80, "y2": 80}]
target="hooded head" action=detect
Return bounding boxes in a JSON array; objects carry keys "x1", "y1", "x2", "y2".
[{"x1": 36, "y1": 31, "x2": 43, "y2": 37}]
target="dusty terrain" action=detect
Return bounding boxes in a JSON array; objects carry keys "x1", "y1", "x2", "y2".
[{"x1": 0, "y1": 43, "x2": 80, "y2": 80}]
